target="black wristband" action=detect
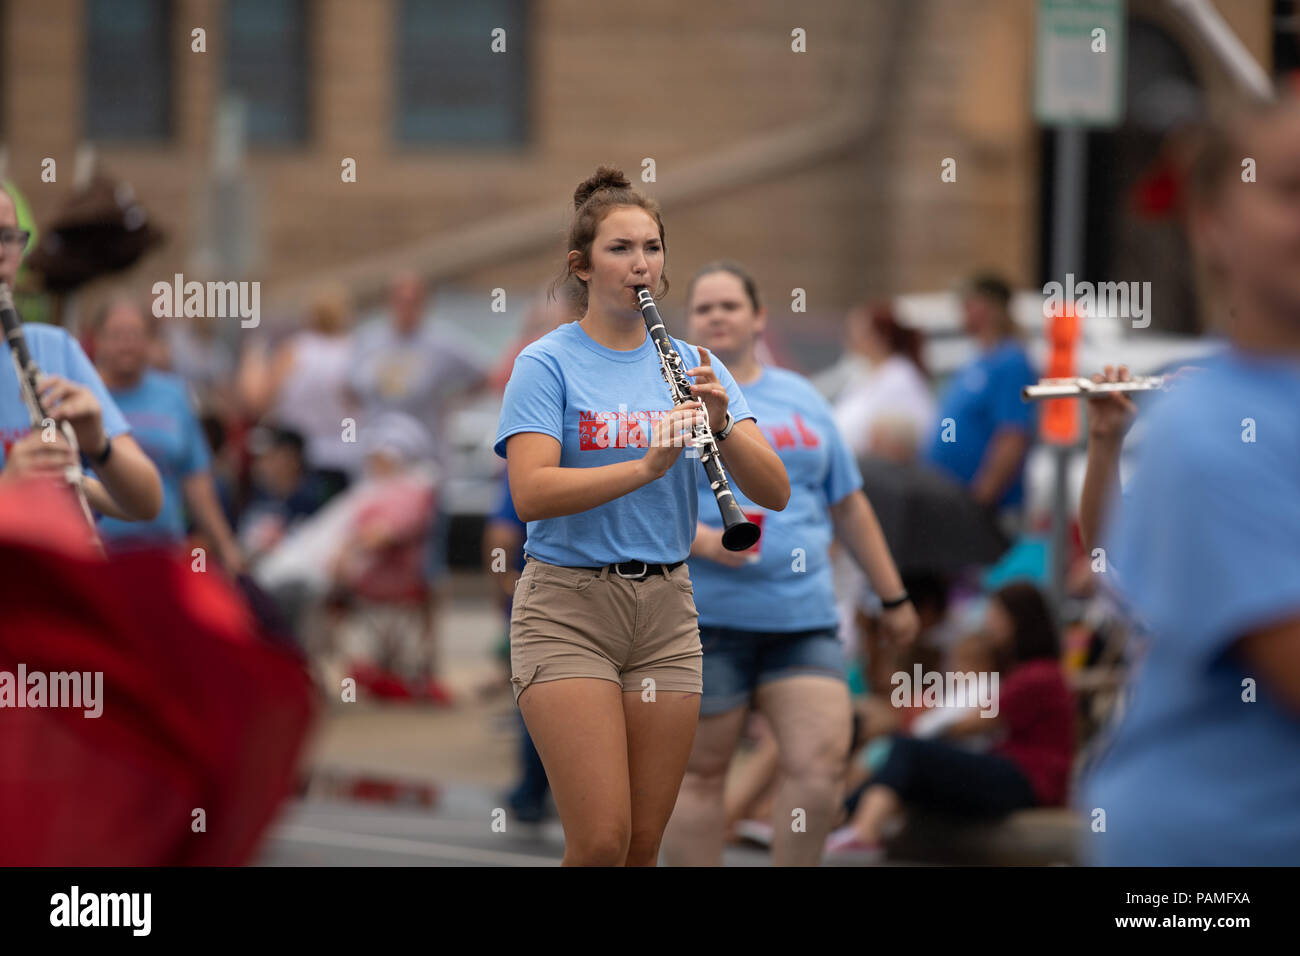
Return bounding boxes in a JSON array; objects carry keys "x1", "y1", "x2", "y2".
[
  {"x1": 880, "y1": 591, "x2": 910, "y2": 610},
  {"x1": 92, "y1": 436, "x2": 112, "y2": 467}
]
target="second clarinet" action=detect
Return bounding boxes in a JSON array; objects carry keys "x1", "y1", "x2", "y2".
[{"x1": 635, "y1": 285, "x2": 760, "y2": 552}]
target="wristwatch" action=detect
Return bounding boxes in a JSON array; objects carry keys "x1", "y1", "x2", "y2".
[
  {"x1": 91, "y1": 436, "x2": 112, "y2": 467},
  {"x1": 715, "y1": 411, "x2": 736, "y2": 442}
]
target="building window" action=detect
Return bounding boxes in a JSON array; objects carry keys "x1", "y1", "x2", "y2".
[
  {"x1": 396, "y1": 0, "x2": 528, "y2": 146},
  {"x1": 224, "y1": 0, "x2": 309, "y2": 145},
  {"x1": 85, "y1": 0, "x2": 172, "y2": 140}
]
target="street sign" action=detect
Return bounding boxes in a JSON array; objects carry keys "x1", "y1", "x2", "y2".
[{"x1": 1034, "y1": 0, "x2": 1126, "y2": 127}]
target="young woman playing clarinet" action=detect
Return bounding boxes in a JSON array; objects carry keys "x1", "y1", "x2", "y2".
[
  {"x1": 658, "y1": 261, "x2": 919, "y2": 866},
  {"x1": 494, "y1": 168, "x2": 789, "y2": 866}
]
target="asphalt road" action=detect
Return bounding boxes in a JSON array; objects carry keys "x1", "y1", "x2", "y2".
[{"x1": 260, "y1": 790, "x2": 778, "y2": 867}]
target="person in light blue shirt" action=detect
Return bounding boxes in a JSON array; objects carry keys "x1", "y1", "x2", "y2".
[
  {"x1": 493, "y1": 167, "x2": 789, "y2": 866},
  {"x1": 0, "y1": 185, "x2": 160, "y2": 522},
  {"x1": 1080, "y1": 96, "x2": 1300, "y2": 866},
  {"x1": 90, "y1": 297, "x2": 244, "y2": 573},
  {"x1": 658, "y1": 261, "x2": 919, "y2": 867},
  {"x1": 924, "y1": 274, "x2": 1037, "y2": 516}
]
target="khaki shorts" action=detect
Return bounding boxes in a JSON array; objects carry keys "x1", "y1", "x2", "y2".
[{"x1": 509, "y1": 557, "x2": 703, "y2": 703}]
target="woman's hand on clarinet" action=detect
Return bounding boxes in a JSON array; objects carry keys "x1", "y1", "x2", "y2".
[
  {"x1": 686, "y1": 347, "x2": 729, "y2": 434},
  {"x1": 642, "y1": 401, "x2": 708, "y2": 479},
  {"x1": 1, "y1": 429, "x2": 77, "y2": 482},
  {"x1": 38, "y1": 375, "x2": 108, "y2": 457}
]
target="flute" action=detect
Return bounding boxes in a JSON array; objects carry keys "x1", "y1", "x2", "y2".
[
  {"x1": 635, "y1": 286, "x2": 760, "y2": 552},
  {"x1": 1022, "y1": 375, "x2": 1167, "y2": 401},
  {"x1": 0, "y1": 282, "x2": 101, "y2": 543}
]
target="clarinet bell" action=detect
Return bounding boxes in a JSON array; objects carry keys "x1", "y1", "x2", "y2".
[{"x1": 721, "y1": 517, "x2": 761, "y2": 552}]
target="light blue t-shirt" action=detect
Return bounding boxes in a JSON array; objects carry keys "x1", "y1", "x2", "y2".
[
  {"x1": 925, "y1": 341, "x2": 1037, "y2": 509},
  {"x1": 0, "y1": 323, "x2": 130, "y2": 473},
  {"x1": 1080, "y1": 349, "x2": 1300, "y2": 866},
  {"x1": 98, "y1": 370, "x2": 212, "y2": 544},
  {"x1": 690, "y1": 366, "x2": 861, "y2": 631},
  {"x1": 494, "y1": 321, "x2": 755, "y2": 567}
]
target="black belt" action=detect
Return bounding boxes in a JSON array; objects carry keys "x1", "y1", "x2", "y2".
[{"x1": 573, "y1": 560, "x2": 685, "y2": 581}]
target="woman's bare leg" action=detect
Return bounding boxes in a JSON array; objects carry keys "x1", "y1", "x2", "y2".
[
  {"x1": 723, "y1": 716, "x2": 782, "y2": 830},
  {"x1": 849, "y1": 784, "x2": 904, "y2": 842},
  {"x1": 661, "y1": 704, "x2": 748, "y2": 866},
  {"x1": 756, "y1": 675, "x2": 853, "y2": 866},
  {"x1": 622, "y1": 690, "x2": 703, "y2": 866},
  {"x1": 518, "y1": 678, "x2": 630, "y2": 866}
]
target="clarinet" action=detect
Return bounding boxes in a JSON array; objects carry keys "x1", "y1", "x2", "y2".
[
  {"x1": 635, "y1": 285, "x2": 760, "y2": 552},
  {"x1": 0, "y1": 282, "x2": 100, "y2": 543}
]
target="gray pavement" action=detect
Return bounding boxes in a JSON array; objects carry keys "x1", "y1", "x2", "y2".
[{"x1": 256, "y1": 572, "x2": 880, "y2": 866}]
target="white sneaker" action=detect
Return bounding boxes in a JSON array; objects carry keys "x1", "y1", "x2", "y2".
[
  {"x1": 823, "y1": 825, "x2": 885, "y2": 862},
  {"x1": 732, "y1": 819, "x2": 775, "y2": 848}
]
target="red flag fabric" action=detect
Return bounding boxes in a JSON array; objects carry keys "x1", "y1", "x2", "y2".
[{"x1": 0, "y1": 478, "x2": 317, "y2": 865}]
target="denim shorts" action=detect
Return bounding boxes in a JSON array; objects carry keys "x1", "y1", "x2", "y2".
[
  {"x1": 698, "y1": 624, "x2": 847, "y2": 717},
  {"x1": 423, "y1": 504, "x2": 452, "y2": 584}
]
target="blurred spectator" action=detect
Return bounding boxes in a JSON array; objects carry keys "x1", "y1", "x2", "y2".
[
  {"x1": 157, "y1": 313, "x2": 237, "y2": 421},
  {"x1": 349, "y1": 272, "x2": 491, "y2": 683},
  {"x1": 482, "y1": 472, "x2": 552, "y2": 820},
  {"x1": 832, "y1": 302, "x2": 936, "y2": 463},
  {"x1": 489, "y1": 289, "x2": 580, "y2": 393},
  {"x1": 923, "y1": 273, "x2": 1037, "y2": 528},
  {"x1": 91, "y1": 296, "x2": 244, "y2": 573},
  {"x1": 327, "y1": 412, "x2": 446, "y2": 702},
  {"x1": 237, "y1": 426, "x2": 323, "y2": 562},
  {"x1": 329, "y1": 412, "x2": 437, "y2": 604},
  {"x1": 827, "y1": 580, "x2": 1075, "y2": 858},
  {"x1": 261, "y1": 283, "x2": 362, "y2": 501},
  {"x1": 809, "y1": 301, "x2": 879, "y2": 404},
  {"x1": 348, "y1": 272, "x2": 489, "y2": 466}
]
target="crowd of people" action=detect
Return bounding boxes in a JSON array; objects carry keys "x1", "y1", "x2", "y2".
[{"x1": 2, "y1": 92, "x2": 1296, "y2": 869}]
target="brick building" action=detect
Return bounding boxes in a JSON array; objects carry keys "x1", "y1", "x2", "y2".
[{"x1": 0, "y1": 0, "x2": 1284, "y2": 332}]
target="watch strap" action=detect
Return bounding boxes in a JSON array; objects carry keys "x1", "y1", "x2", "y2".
[{"x1": 716, "y1": 411, "x2": 736, "y2": 441}]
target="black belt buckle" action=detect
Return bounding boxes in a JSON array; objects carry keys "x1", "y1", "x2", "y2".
[{"x1": 613, "y1": 561, "x2": 651, "y2": 580}]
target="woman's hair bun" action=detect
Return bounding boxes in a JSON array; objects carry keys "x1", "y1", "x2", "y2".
[{"x1": 573, "y1": 165, "x2": 631, "y2": 209}]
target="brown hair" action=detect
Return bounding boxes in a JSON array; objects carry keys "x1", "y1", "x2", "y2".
[
  {"x1": 853, "y1": 300, "x2": 927, "y2": 376},
  {"x1": 551, "y1": 165, "x2": 668, "y2": 313},
  {"x1": 307, "y1": 281, "x2": 351, "y2": 335},
  {"x1": 964, "y1": 271, "x2": 1021, "y2": 341},
  {"x1": 686, "y1": 259, "x2": 763, "y2": 314},
  {"x1": 991, "y1": 581, "x2": 1060, "y2": 664}
]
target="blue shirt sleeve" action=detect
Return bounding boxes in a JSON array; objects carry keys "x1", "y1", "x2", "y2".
[
  {"x1": 1113, "y1": 424, "x2": 1300, "y2": 664},
  {"x1": 177, "y1": 386, "x2": 212, "y2": 478},
  {"x1": 494, "y1": 351, "x2": 566, "y2": 459},
  {"x1": 64, "y1": 332, "x2": 129, "y2": 441},
  {"x1": 822, "y1": 406, "x2": 864, "y2": 506},
  {"x1": 990, "y1": 348, "x2": 1037, "y2": 433}
]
